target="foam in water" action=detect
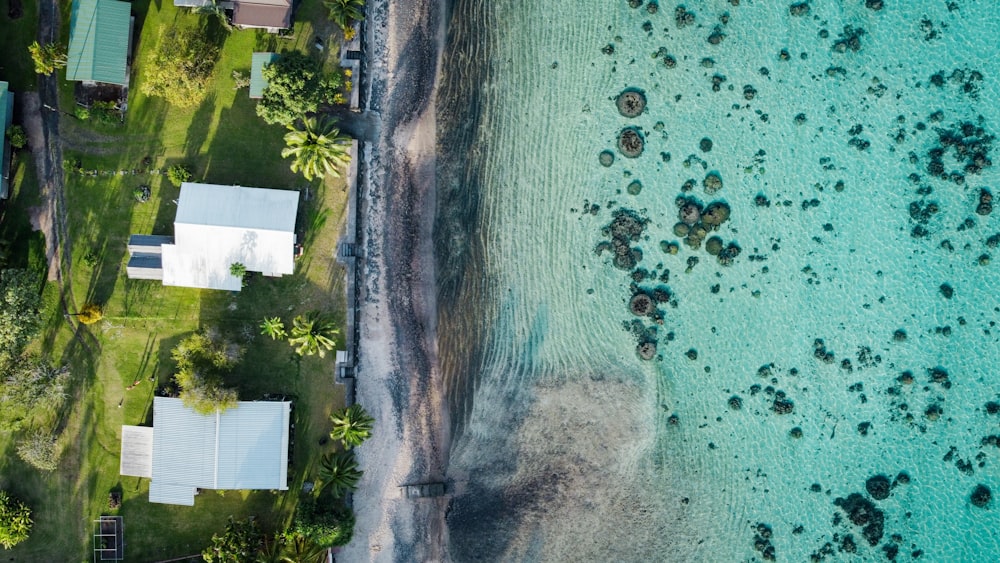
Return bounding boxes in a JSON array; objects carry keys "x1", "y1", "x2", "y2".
[{"x1": 439, "y1": 1, "x2": 1000, "y2": 560}]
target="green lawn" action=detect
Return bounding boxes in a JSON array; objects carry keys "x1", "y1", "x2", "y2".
[
  {"x1": 0, "y1": 0, "x2": 352, "y2": 559},
  {"x1": 0, "y1": 0, "x2": 39, "y2": 91}
]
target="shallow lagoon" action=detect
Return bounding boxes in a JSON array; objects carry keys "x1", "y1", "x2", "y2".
[{"x1": 439, "y1": 1, "x2": 1000, "y2": 559}]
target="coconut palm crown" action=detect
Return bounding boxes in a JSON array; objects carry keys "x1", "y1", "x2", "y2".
[
  {"x1": 329, "y1": 404, "x2": 374, "y2": 448},
  {"x1": 281, "y1": 116, "x2": 352, "y2": 181},
  {"x1": 325, "y1": 0, "x2": 364, "y2": 31},
  {"x1": 317, "y1": 451, "x2": 362, "y2": 498},
  {"x1": 287, "y1": 311, "x2": 339, "y2": 357}
]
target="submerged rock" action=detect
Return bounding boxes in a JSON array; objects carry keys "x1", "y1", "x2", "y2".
[
  {"x1": 971, "y1": 484, "x2": 991, "y2": 507},
  {"x1": 834, "y1": 493, "x2": 884, "y2": 546},
  {"x1": 703, "y1": 172, "x2": 724, "y2": 194},
  {"x1": 866, "y1": 475, "x2": 892, "y2": 500},
  {"x1": 618, "y1": 127, "x2": 645, "y2": 158},
  {"x1": 616, "y1": 89, "x2": 647, "y2": 118},
  {"x1": 629, "y1": 292, "x2": 655, "y2": 316},
  {"x1": 637, "y1": 341, "x2": 657, "y2": 360},
  {"x1": 789, "y1": 2, "x2": 809, "y2": 17},
  {"x1": 599, "y1": 150, "x2": 615, "y2": 167}
]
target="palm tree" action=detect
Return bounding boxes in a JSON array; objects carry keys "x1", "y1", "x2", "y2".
[
  {"x1": 28, "y1": 41, "x2": 67, "y2": 75},
  {"x1": 196, "y1": 0, "x2": 233, "y2": 30},
  {"x1": 317, "y1": 451, "x2": 362, "y2": 497},
  {"x1": 329, "y1": 404, "x2": 374, "y2": 448},
  {"x1": 324, "y1": 0, "x2": 364, "y2": 31},
  {"x1": 279, "y1": 534, "x2": 327, "y2": 563},
  {"x1": 281, "y1": 117, "x2": 352, "y2": 181},
  {"x1": 287, "y1": 311, "x2": 339, "y2": 357},
  {"x1": 260, "y1": 317, "x2": 287, "y2": 340}
]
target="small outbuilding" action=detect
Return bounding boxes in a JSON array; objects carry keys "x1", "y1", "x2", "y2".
[
  {"x1": 67, "y1": 0, "x2": 133, "y2": 86},
  {"x1": 120, "y1": 397, "x2": 291, "y2": 506},
  {"x1": 232, "y1": 0, "x2": 293, "y2": 32},
  {"x1": 249, "y1": 52, "x2": 279, "y2": 99},
  {"x1": 126, "y1": 182, "x2": 299, "y2": 291},
  {"x1": 0, "y1": 81, "x2": 12, "y2": 199}
]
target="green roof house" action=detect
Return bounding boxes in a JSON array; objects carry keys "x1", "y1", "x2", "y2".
[
  {"x1": 249, "y1": 52, "x2": 278, "y2": 99},
  {"x1": 0, "y1": 81, "x2": 13, "y2": 199},
  {"x1": 67, "y1": 0, "x2": 133, "y2": 86}
]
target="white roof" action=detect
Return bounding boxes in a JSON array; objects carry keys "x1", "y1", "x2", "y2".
[
  {"x1": 148, "y1": 482, "x2": 197, "y2": 506},
  {"x1": 161, "y1": 183, "x2": 299, "y2": 291},
  {"x1": 148, "y1": 397, "x2": 290, "y2": 504},
  {"x1": 119, "y1": 425, "x2": 154, "y2": 478}
]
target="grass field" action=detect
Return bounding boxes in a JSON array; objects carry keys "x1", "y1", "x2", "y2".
[
  {"x1": 0, "y1": 0, "x2": 39, "y2": 92},
  {"x1": 0, "y1": 0, "x2": 353, "y2": 559}
]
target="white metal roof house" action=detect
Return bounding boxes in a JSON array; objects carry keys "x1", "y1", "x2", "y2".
[
  {"x1": 126, "y1": 182, "x2": 299, "y2": 291},
  {"x1": 120, "y1": 397, "x2": 291, "y2": 506}
]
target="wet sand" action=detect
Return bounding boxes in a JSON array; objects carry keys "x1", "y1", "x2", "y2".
[{"x1": 340, "y1": 0, "x2": 450, "y2": 558}]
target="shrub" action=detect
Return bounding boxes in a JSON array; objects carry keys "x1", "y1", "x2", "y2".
[
  {"x1": 0, "y1": 357, "x2": 70, "y2": 431},
  {"x1": 172, "y1": 331, "x2": 243, "y2": 414},
  {"x1": 292, "y1": 496, "x2": 355, "y2": 547},
  {"x1": 16, "y1": 429, "x2": 60, "y2": 471},
  {"x1": 0, "y1": 491, "x2": 31, "y2": 549},
  {"x1": 5, "y1": 126, "x2": 27, "y2": 150},
  {"x1": 232, "y1": 70, "x2": 250, "y2": 89},
  {"x1": 256, "y1": 52, "x2": 343, "y2": 126},
  {"x1": 166, "y1": 164, "x2": 192, "y2": 187},
  {"x1": 202, "y1": 517, "x2": 262, "y2": 563},
  {"x1": 77, "y1": 303, "x2": 103, "y2": 325}
]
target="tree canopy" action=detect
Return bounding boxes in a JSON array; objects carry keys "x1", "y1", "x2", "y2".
[
  {"x1": 0, "y1": 269, "x2": 42, "y2": 372},
  {"x1": 0, "y1": 491, "x2": 31, "y2": 549},
  {"x1": 202, "y1": 517, "x2": 262, "y2": 563},
  {"x1": 257, "y1": 52, "x2": 343, "y2": 126},
  {"x1": 171, "y1": 331, "x2": 243, "y2": 414},
  {"x1": 291, "y1": 495, "x2": 355, "y2": 548},
  {"x1": 140, "y1": 27, "x2": 220, "y2": 108}
]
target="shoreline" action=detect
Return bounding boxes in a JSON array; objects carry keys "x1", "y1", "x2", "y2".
[{"x1": 341, "y1": 0, "x2": 450, "y2": 557}]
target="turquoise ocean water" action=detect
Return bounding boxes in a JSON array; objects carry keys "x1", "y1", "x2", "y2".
[{"x1": 437, "y1": 1, "x2": 1000, "y2": 560}]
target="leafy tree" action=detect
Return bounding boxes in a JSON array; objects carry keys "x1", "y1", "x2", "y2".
[
  {"x1": 28, "y1": 41, "x2": 66, "y2": 75},
  {"x1": 203, "y1": 517, "x2": 263, "y2": 563},
  {"x1": 5, "y1": 125, "x2": 27, "y2": 150},
  {"x1": 260, "y1": 317, "x2": 287, "y2": 340},
  {"x1": 76, "y1": 303, "x2": 103, "y2": 325},
  {"x1": 140, "y1": 27, "x2": 220, "y2": 108},
  {"x1": 229, "y1": 262, "x2": 247, "y2": 279},
  {"x1": 317, "y1": 451, "x2": 362, "y2": 498},
  {"x1": 329, "y1": 404, "x2": 374, "y2": 448},
  {"x1": 256, "y1": 52, "x2": 343, "y2": 126},
  {"x1": 325, "y1": 0, "x2": 364, "y2": 31},
  {"x1": 16, "y1": 428, "x2": 60, "y2": 471},
  {"x1": 0, "y1": 491, "x2": 31, "y2": 549},
  {"x1": 290, "y1": 496, "x2": 354, "y2": 548},
  {"x1": 288, "y1": 311, "x2": 339, "y2": 357},
  {"x1": 0, "y1": 269, "x2": 42, "y2": 370},
  {"x1": 0, "y1": 357, "x2": 69, "y2": 431},
  {"x1": 281, "y1": 116, "x2": 352, "y2": 181},
  {"x1": 166, "y1": 164, "x2": 192, "y2": 186},
  {"x1": 171, "y1": 331, "x2": 243, "y2": 414}
]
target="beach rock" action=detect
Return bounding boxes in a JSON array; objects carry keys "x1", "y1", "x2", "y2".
[
  {"x1": 833, "y1": 25, "x2": 865, "y2": 53},
  {"x1": 701, "y1": 201, "x2": 730, "y2": 226},
  {"x1": 892, "y1": 329, "x2": 907, "y2": 342},
  {"x1": 834, "y1": 493, "x2": 884, "y2": 546},
  {"x1": 728, "y1": 395, "x2": 743, "y2": 410},
  {"x1": 865, "y1": 0, "x2": 883, "y2": 10},
  {"x1": 743, "y1": 85, "x2": 757, "y2": 100},
  {"x1": 857, "y1": 421, "x2": 871, "y2": 436},
  {"x1": 685, "y1": 348, "x2": 698, "y2": 360},
  {"x1": 627, "y1": 0, "x2": 642, "y2": 8},
  {"x1": 664, "y1": 55, "x2": 677, "y2": 68},
  {"x1": 618, "y1": 127, "x2": 645, "y2": 158},
  {"x1": 866, "y1": 475, "x2": 892, "y2": 500},
  {"x1": 707, "y1": 28, "x2": 726, "y2": 45},
  {"x1": 894, "y1": 472, "x2": 910, "y2": 486},
  {"x1": 646, "y1": 1, "x2": 658, "y2": 14},
  {"x1": 705, "y1": 236, "x2": 724, "y2": 256},
  {"x1": 617, "y1": 89, "x2": 647, "y2": 118},
  {"x1": 599, "y1": 150, "x2": 615, "y2": 167},
  {"x1": 717, "y1": 243, "x2": 740, "y2": 266},
  {"x1": 772, "y1": 397, "x2": 794, "y2": 414},
  {"x1": 789, "y1": 427, "x2": 803, "y2": 439},
  {"x1": 986, "y1": 401, "x2": 1000, "y2": 415},
  {"x1": 660, "y1": 240, "x2": 679, "y2": 254},
  {"x1": 703, "y1": 172, "x2": 723, "y2": 194},
  {"x1": 637, "y1": 341, "x2": 657, "y2": 360},
  {"x1": 675, "y1": 5, "x2": 695, "y2": 28},
  {"x1": 755, "y1": 194, "x2": 771, "y2": 207},
  {"x1": 898, "y1": 371, "x2": 914, "y2": 385},
  {"x1": 629, "y1": 292, "x2": 655, "y2": 316},
  {"x1": 679, "y1": 202, "x2": 702, "y2": 226},
  {"x1": 971, "y1": 484, "x2": 991, "y2": 507},
  {"x1": 789, "y1": 2, "x2": 810, "y2": 16}
]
